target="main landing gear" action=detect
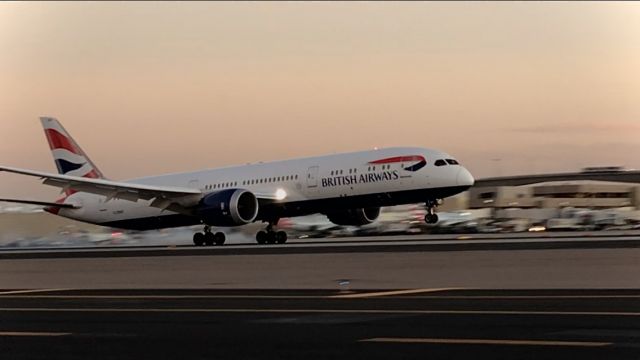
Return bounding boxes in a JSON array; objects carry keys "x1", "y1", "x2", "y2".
[
  {"x1": 193, "y1": 225, "x2": 225, "y2": 246},
  {"x1": 256, "y1": 221, "x2": 287, "y2": 245},
  {"x1": 424, "y1": 199, "x2": 440, "y2": 224}
]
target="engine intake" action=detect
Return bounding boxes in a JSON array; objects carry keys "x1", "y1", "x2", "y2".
[
  {"x1": 196, "y1": 189, "x2": 259, "y2": 226},
  {"x1": 326, "y1": 207, "x2": 381, "y2": 226}
]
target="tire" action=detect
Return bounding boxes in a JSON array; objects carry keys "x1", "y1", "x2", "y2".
[
  {"x1": 256, "y1": 231, "x2": 267, "y2": 244},
  {"x1": 214, "y1": 232, "x2": 226, "y2": 246},
  {"x1": 193, "y1": 232, "x2": 205, "y2": 246},
  {"x1": 276, "y1": 231, "x2": 287, "y2": 244},
  {"x1": 204, "y1": 232, "x2": 215, "y2": 246},
  {"x1": 424, "y1": 213, "x2": 438, "y2": 224},
  {"x1": 266, "y1": 231, "x2": 277, "y2": 244}
]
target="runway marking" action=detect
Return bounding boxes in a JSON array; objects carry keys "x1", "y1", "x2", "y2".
[
  {"x1": 0, "y1": 295, "x2": 637, "y2": 301},
  {"x1": 410, "y1": 295, "x2": 640, "y2": 300},
  {"x1": 360, "y1": 337, "x2": 611, "y2": 347},
  {"x1": 0, "y1": 295, "x2": 334, "y2": 300},
  {"x1": 0, "y1": 308, "x2": 637, "y2": 317},
  {"x1": 0, "y1": 331, "x2": 71, "y2": 337},
  {"x1": 329, "y1": 288, "x2": 462, "y2": 298},
  {"x1": 0, "y1": 289, "x2": 72, "y2": 295},
  {"x1": 1, "y1": 293, "x2": 639, "y2": 300}
]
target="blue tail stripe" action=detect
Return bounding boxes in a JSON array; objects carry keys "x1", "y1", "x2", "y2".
[{"x1": 55, "y1": 159, "x2": 85, "y2": 174}]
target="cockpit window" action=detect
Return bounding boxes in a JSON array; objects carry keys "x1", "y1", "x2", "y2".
[
  {"x1": 434, "y1": 159, "x2": 447, "y2": 167},
  {"x1": 446, "y1": 159, "x2": 459, "y2": 165}
]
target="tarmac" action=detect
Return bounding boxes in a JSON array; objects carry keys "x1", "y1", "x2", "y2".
[
  {"x1": 0, "y1": 234, "x2": 638, "y2": 359},
  {"x1": 0, "y1": 288, "x2": 638, "y2": 360}
]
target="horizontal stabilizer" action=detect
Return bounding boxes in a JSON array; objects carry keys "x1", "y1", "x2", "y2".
[{"x1": 0, "y1": 198, "x2": 79, "y2": 209}]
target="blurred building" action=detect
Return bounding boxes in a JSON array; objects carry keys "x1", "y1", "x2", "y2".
[
  {"x1": 469, "y1": 181, "x2": 640, "y2": 209},
  {"x1": 439, "y1": 192, "x2": 469, "y2": 211}
]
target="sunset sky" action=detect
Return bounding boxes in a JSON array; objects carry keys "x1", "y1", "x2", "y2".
[{"x1": 1, "y1": 2, "x2": 639, "y2": 200}]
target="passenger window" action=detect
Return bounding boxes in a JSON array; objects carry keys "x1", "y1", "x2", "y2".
[
  {"x1": 435, "y1": 159, "x2": 447, "y2": 166},
  {"x1": 446, "y1": 159, "x2": 459, "y2": 165}
]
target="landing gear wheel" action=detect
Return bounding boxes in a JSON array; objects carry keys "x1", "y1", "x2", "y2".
[
  {"x1": 204, "y1": 232, "x2": 215, "y2": 246},
  {"x1": 193, "y1": 232, "x2": 205, "y2": 246},
  {"x1": 276, "y1": 231, "x2": 287, "y2": 244},
  {"x1": 425, "y1": 199, "x2": 440, "y2": 224},
  {"x1": 256, "y1": 231, "x2": 267, "y2": 245},
  {"x1": 266, "y1": 231, "x2": 277, "y2": 244},
  {"x1": 424, "y1": 213, "x2": 439, "y2": 224},
  {"x1": 214, "y1": 232, "x2": 226, "y2": 246}
]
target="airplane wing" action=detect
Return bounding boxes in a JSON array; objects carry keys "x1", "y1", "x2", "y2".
[
  {"x1": 0, "y1": 166, "x2": 202, "y2": 211},
  {"x1": 0, "y1": 166, "x2": 287, "y2": 213},
  {"x1": 0, "y1": 198, "x2": 79, "y2": 209}
]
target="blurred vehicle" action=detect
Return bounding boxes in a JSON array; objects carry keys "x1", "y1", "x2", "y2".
[
  {"x1": 278, "y1": 215, "x2": 345, "y2": 238},
  {"x1": 545, "y1": 218, "x2": 586, "y2": 231}
]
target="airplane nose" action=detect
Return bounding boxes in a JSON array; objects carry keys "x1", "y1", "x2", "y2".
[{"x1": 457, "y1": 167, "x2": 475, "y2": 187}]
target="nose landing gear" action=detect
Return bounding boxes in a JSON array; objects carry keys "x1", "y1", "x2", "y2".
[
  {"x1": 256, "y1": 221, "x2": 287, "y2": 245},
  {"x1": 193, "y1": 225, "x2": 226, "y2": 246},
  {"x1": 424, "y1": 199, "x2": 441, "y2": 224}
]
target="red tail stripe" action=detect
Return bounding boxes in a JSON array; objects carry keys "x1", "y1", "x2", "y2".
[
  {"x1": 369, "y1": 155, "x2": 425, "y2": 164},
  {"x1": 44, "y1": 128, "x2": 82, "y2": 155},
  {"x1": 62, "y1": 169, "x2": 99, "y2": 196},
  {"x1": 82, "y1": 169, "x2": 100, "y2": 179}
]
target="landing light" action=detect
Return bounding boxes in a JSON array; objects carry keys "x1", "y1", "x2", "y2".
[{"x1": 275, "y1": 188, "x2": 287, "y2": 201}]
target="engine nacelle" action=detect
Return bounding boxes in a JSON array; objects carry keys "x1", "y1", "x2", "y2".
[
  {"x1": 326, "y1": 207, "x2": 381, "y2": 226},
  {"x1": 196, "y1": 189, "x2": 259, "y2": 226}
]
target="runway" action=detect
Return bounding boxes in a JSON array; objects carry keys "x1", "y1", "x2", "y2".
[
  {"x1": 0, "y1": 234, "x2": 638, "y2": 289},
  {"x1": 1, "y1": 232, "x2": 639, "y2": 259},
  {"x1": 0, "y1": 235, "x2": 638, "y2": 358},
  {"x1": 0, "y1": 288, "x2": 638, "y2": 360}
]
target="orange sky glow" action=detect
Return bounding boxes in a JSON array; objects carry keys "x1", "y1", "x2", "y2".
[{"x1": 1, "y1": 2, "x2": 639, "y2": 199}]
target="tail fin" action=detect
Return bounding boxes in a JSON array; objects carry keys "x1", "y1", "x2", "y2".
[{"x1": 39, "y1": 117, "x2": 105, "y2": 179}]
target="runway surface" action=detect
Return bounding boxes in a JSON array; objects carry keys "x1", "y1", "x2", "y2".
[
  {"x1": 1, "y1": 232, "x2": 639, "y2": 259},
  {"x1": 0, "y1": 288, "x2": 638, "y2": 360},
  {"x1": 0, "y1": 235, "x2": 638, "y2": 289},
  {"x1": 0, "y1": 235, "x2": 638, "y2": 358}
]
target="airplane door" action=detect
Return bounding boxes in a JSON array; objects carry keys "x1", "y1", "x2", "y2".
[{"x1": 306, "y1": 166, "x2": 319, "y2": 188}]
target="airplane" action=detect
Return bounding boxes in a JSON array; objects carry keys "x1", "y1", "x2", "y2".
[{"x1": 0, "y1": 117, "x2": 475, "y2": 246}]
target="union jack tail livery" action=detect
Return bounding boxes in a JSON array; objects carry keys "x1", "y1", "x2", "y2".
[{"x1": 40, "y1": 117, "x2": 105, "y2": 180}]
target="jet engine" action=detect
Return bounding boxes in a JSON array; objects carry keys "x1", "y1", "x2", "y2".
[
  {"x1": 325, "y1": 207, "x2": 381, "y2": 226},
  {"x1": 196, "y1": 189, "x2": 259, "y2": 226}
]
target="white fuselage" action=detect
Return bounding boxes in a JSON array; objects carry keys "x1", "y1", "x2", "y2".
[{"x1": 58, "y1": 147, "x2": 474, "y2": 229}]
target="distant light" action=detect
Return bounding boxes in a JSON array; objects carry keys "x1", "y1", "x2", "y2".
[{"x1": 275, "y1": 188, "x2": 287, "y2": 201}]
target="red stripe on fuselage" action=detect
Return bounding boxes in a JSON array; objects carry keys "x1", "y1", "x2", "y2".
[
  {"x1": 44, "y1": 128, "x2": 82, "y2": 155},
  {"x1": 369, "y1": 155, "x2": 425, "y2": 164}
]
